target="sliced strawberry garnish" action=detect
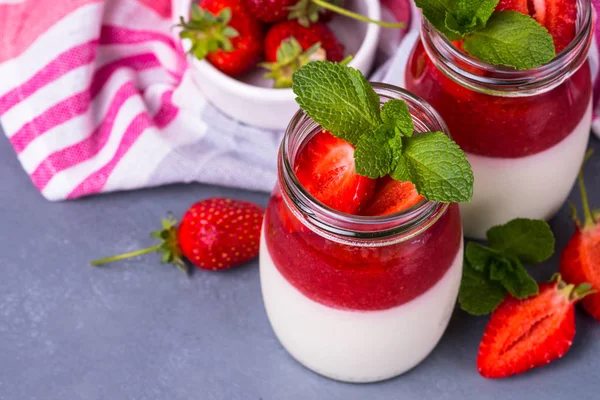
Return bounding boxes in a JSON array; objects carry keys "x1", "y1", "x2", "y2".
[
  {"x1": 477, "y1": 276, "x2": 591, "y2": 379},
  {"x1": 360, "y1": 177, "x2": 424, "y2": 216},
  {"x1": 495, "y1": 0, "x2": 529, "y2": 14},
  {"x1": 294, "y1": 130, "x2": 376, "y2": 214},
  {"x1": 534, "y1": 0, "x2": 577, "y2": 53},
  {"x1": 496, "y1": 0, "x2": 577, "y2": 54}
]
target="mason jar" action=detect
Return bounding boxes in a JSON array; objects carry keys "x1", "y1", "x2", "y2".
[
  {"x1": 405, "y1": 0, "x2": 593, "y2": 239},
  {"x1": 260, "y1": 85, "x2": 464, "y2": 383}
]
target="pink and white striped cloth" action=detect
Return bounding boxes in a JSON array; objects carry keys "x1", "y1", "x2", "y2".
[{"x1": 0, "y1": 0, "x2": 597, "y2": 201}]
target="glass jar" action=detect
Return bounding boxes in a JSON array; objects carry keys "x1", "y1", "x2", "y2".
[
  {"x1": 405, "y1": 0, "x2": 593, "y2": 239},
  {"x1": 260, "y1": 84, "x2": 464, "y2": 383}
]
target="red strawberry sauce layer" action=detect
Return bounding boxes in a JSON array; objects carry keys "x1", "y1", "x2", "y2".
[
  {"x1": 263, "y1": 189, "x2": 463, "y2": 311},
  {"x1": 405, "y1": 40, "x2": 591, "y2": 158}
]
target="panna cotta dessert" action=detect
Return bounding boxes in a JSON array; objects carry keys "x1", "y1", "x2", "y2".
[
  {"x1": 260, "y1": 77, "x2": 473, "y2": 382},
  {"x1": 405, "y1": 0, "x2": 594, "y2": 239}
]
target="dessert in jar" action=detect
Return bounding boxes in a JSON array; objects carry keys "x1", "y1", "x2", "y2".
[
  {"x1": 260, "y1": 84, "x2": 466, "y2": 383},
  {"x1": 405, "y1": 0, "x2": 593, "y2": 238}
]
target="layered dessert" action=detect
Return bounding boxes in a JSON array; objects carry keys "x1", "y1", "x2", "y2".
[
  {"x1": 260, "y1": 131, "x2": 463, "y2": 382},
  {"x1": 406, "y1": 0, "x2": 592, "y2": 238}
]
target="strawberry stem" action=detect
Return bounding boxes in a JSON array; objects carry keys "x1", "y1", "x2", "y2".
[
  {"x1": 90, "y1": 245, "x2": 163, "y2": 266},
  {"x1": 578, "y1": 149, "x2": 596, "y2": 228},
  {"x1": 311, "y1": 0, "x2": 406, "y2": 29}
]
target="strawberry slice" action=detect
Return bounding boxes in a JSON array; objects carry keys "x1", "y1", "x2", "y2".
[
  {"x1": 496, "y1": 0, "x2": 577, "y2": 54},
  {"x1": 534, "y1": 0, "x2": 577, "y2": 53},
  {"x1": 495, "y1": 0, "x2": 529, "y2": 14},
  {"x1": 360, "y1": 177, "x2": 424, "y2": 216},
  {"x1": 294, "y1": 130, "x2": 376, "y2": 214},
  {"x1": 477, "y1": 275, "x2": 593, "y2": 379},
  {"x1": 560, "y1": 152, "x2": 600, "y2": 322}
]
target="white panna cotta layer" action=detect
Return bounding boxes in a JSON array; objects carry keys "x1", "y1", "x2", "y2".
[
  {"x1": 461, "y1": 101, "x2": 592, "y2": 239},
  {"x1": 259, "y1": 233, "x2": 464, "y2": 383}
]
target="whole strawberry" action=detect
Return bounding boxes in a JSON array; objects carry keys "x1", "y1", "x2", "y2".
[
  {"x1": 560, "y1": 150, "x2": 600, "y2": 321},
  {"x1": 477, "y1": 275, "x2": 593, "y2": 379},
  {"x1": 91, "y1": 198, "x2": 264, "y2": 273},
  {"x1": 264, "y1": 20, "x2": 344, "y2": 63},
  {"x1": 178, "y1": 0, "x2": 263, "y2": 76},
  {"x1": 244, "y1": 0, "x2": 343, "y2": 25}
]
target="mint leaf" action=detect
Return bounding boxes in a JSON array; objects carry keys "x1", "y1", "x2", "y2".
[
  {"x1": 454, "y1": 0, "x2": 499, "y2": 33},
  {"x1": 414, "y1": 0, "x2": 462, "y2": 40},
  {"x1": 465, "y1": 242, "x2": 501, "y2": 271},
  {"x1": 292, "y1": 61, "x2": 382, "y2": 145},
  {"x1": 381, "y1": 100, "x2": 414, "y2": 137},
  {"x1": 463, "y1": 11, "x2": 555, "y2": 70},
  {"x1": 391, "y1": 132, "x2": 474, "y2": 202},
  {"x1": 487, "y1": 218, "x2": 555, "y2": 264},
  {"x1": 499, "y1": 257, "x2": 539, "y2": 299},
  {"x1": 459, "y1": 261, "x2": 507, "y2": 316},
  {"x1": 354, "y1": 124, "x2": 401, "y2": 179}
]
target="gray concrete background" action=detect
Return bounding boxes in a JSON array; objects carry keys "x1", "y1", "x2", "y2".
[{"x1": 0, "y1": 129, "x2": 599, "y2": 400}]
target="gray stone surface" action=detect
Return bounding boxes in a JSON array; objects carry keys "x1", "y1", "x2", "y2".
[{"x1": 0, "y1": 128, "x2": 599, "y2": 400}]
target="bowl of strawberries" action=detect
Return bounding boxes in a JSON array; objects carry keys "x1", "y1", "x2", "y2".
[{"x1": 173, "y1": 0, "x2": 383, "y2": 130}]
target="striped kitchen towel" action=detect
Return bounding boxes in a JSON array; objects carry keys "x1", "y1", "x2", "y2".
[{"x1": 0, "y1": 0, "x2": 596, "y2": 201}]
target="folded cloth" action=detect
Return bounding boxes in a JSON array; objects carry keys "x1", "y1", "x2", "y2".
[{"x1": 0, "y1": 0, "x2": 597, "y2": 201}]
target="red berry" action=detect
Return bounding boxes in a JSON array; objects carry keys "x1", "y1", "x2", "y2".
[
  {"x1": 178, "y1": 198, "x2": 264, "y2": 270},
  {"x1": 477, "y1": 276, "x2": 591, "y2": 379},
  {"x1": 264, "y1": 20, "x2": 344, "y2": 63},
  {"x1": 244, "y1": 0, "x2": 297, "y2": 22},
  {"x1": 90, "y1": 198, "x2": 264, "y2": 273},
  {"x1": 180, "y1": 0, "x2": 264, "y2": 76},
  {"x1": 560, "y1": 155, "x2": 600, "y2": 321},
  {"x1": 360, "y1": 177, "x2": 424, "y2": 216},
  {"x1": 294, "y1": 130, "x2": 376, "y2": 214},
  {"x1": 244, "y1": 0, "x2": 343, "y2": 24}
]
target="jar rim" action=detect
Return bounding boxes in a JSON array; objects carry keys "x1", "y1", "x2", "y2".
[
  {"x1": 278, "y1": 83, "x2": 452, "y2": 246},
  {"x1": 420, "y1": 0, "x2": 593, "y2": 96}
]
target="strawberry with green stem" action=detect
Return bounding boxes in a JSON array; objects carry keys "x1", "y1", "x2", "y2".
[
  {"x1": 178, "y1": 0, "x2": 263, "y2": 76},
  {"x1": 261, "y1": 20, "x2": 345, "y2": 87},
  {"x1": 244, "y1": 0, "x2": 405, "y2": 28},
  {"x1": 477, "y1": 274, "x2": 594, "y2": 379},
  {"x1": 560, "y1": 149, "x2": 600, "y2": 322},
  {"x1": 90, "y1": 198, "x2": 264, "y2": 274}
]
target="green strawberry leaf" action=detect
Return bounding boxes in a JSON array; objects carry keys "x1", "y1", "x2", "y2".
[
  {"x1": 486, "y1": 218, "x2": 555, "y2": 264},
  {"x1": 292, "y1": 61, "x2": 382, "y2": 145},
  {"x1": 391, "y1": 132, "x2": 474, "y2": 202},
  {"x1": 463, "y1": 11, "x2": 556, "y2": 70}
]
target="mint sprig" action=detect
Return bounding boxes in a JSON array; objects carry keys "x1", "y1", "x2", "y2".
[
  {"x1": 292, "y1": 61, "x2": 474, "y2": 204},
  {"x1": 458, "y1": 218, "x2": 555, "y2": 316},
  {"x1": 415, "y1": 0, "x2": 556, "y2": 69}
]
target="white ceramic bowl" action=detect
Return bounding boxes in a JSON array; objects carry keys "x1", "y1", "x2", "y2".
[{"x1": 173, "y1": 0, "x2": 381, "y2": 130}]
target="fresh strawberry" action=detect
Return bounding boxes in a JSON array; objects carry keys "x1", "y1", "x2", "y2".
[
  {"x1": 264, "y1": 20, "x2": 344, "y2": 63},
  {"x1": 360, "y1": 177, "x2": 424, "y2": 216},
  {"x1": 534, "y1": 0, "x2": 577, "y2": 53},
  {"x1": 294, "y1": 130, "x2": 376, "y2": 214},
  {"x1": 244, "y1": 0, "x2": 343, "y2": 25},
  {"x1": 495, "y1": 0, "x2": 529, "y2": 14},
  {"x1": 178, "y1": 0, "x2": 263, "y2": 76},
  {"x1": 90, "y1": 198, "x2": 264, "y2": 273},
  {"x1": 477, "y1": 275, "x2": 593, "y2": 379},
  {"x1": 244, "y1": 0, "x2": 296, "y2": 22},
  {"x1": 560, "y1": 151, "x2": 600, "y2": 321},
  {"x1": 495, "y1": 0, "x2": 577, "y2": 53}
]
